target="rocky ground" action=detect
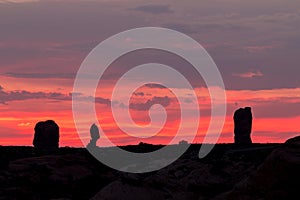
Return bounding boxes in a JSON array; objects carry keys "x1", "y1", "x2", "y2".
[{"x1": 0, "y1": 136, "x2": 299, "y2": 200}]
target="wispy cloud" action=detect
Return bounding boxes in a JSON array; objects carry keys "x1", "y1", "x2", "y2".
[
  {"x1": 17, "y1": 122, "x2": 32, "y2": 127},
  {"x1": 243, "y1": 44, "x2": 280, "y2": 53},
  {"x1": 233, "y1": 70, "x2": 263, "y2": 78}
]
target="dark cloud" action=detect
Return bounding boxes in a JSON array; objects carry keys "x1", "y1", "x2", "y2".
[
  {"x1": 119, "y1": 102, "x2": 127, "y2": 109},
  {"x1": 133, "y1": 92, "x2": 145, "y2": 96},
  {"x1": 144, "y1": 83, "x2": 166, "y2": 89},
  {"x1": 72, "y1": 94, "x2": 111, "y2": 106},
  {"x1": 131, "y1": 4, "x2": 173, "y2": 14},
  {"x1": 164, "y1": 22, "x2": 250, "y2": 34},
  {"x1": 70, "y1": 92, "x2": 82, "y2": 97},
  {"x1": 0, "y1": 86, "x2": 110, "y2": 105},
  {"x1": 184, "y1": 98, "x2": 193, "y2": 104},
  {"x1": 95, "y1": 97, "x2": 111, "y2": 106},
  {"x1": 129, "y1": 96, "x2": 171, "y2": 111},
  {"x1": 0, "y1": 89, "x2": 71, "y2": 104},
  {"x1": 4, "y1": 72, "x2": 75, "y2": 79}
]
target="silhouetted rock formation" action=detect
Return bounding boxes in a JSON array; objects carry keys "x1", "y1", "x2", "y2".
[
  {"x1": 87, "y1": 124, "x2": 100, "y2": 149},
  {"x1": 233, "y1": 107, "x2": 252, "y2": 144},
  {"x1": 33, "y1": 120, "x2": 59, "y2": 150}
]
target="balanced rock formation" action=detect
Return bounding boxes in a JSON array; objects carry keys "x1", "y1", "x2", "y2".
[
  {"x1": 233, "y1": 107, "x2": 252, "y2": 144},
  {"x1": 87, "y1": 124, "x2": 100, "y2": 149},
  {"x1": 33, "y1": 120, "x2": 59, "y2": 150}
]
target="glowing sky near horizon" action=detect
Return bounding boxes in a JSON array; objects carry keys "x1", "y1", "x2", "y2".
[{"x1": 0, "y1": 0, "x2": 300, "y2": 147}]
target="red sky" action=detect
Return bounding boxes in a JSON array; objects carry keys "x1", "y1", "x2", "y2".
[{"x1": 0, "y1": 0, "x2": 300, "y2": 147}]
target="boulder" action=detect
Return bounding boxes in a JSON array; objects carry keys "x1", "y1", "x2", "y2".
[{"x1": 33, "y1": 120, "x2": 59, "y2": 150}]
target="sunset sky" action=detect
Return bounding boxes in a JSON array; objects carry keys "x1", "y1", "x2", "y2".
[{"x1": 1, "y1": 0, "x2": 300, "y2": 147}]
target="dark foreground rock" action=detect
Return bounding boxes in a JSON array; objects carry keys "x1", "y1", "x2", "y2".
[
  {"x1": 91, "y1": 181, "x2": 165, "y2": 200},
  {"x1": 0, "y1": 150, "x2": 114, "y2": 200},
  {"x1": 0, "y1": 138, "x2": 298, "y2": 199},
  {"x1": 213, "y1": 136, "x2": 300, "y2": 200}
]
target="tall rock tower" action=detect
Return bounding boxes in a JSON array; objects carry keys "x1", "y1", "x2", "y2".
[{"x1": 233, "y1": 107, "x2": 253, "y2": 144}]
